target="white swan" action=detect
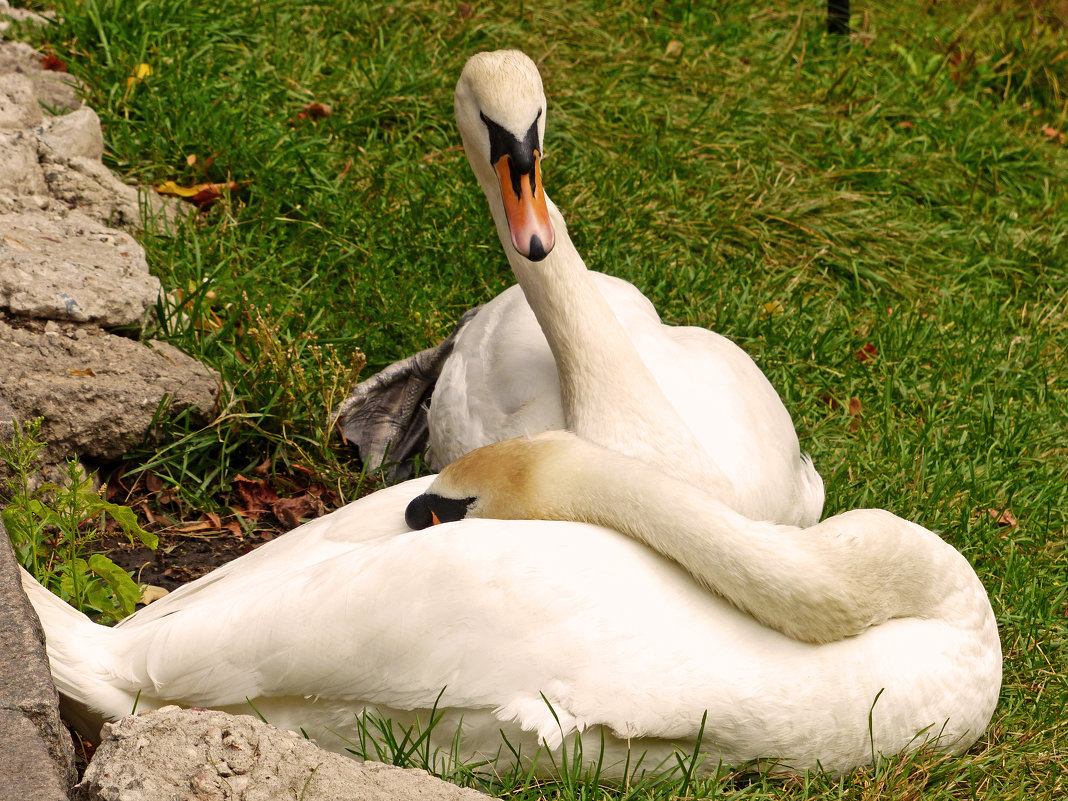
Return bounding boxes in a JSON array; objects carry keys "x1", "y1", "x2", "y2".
[
  {"x1": 23, "y1": 432, "x2": 999, "y2": 777},
  {"x1": 428, "y1": 50, "x2": 824, "y2": 526}
]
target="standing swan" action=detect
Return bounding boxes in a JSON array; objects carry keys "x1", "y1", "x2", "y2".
[
  {"x1": 429, "y1": 50, "x2": 823, "y2": 526},
  {"x1": 23, "y1": 433, "x2": 999, "y2": 777}
]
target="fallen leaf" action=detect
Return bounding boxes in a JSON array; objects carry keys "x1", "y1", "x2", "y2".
[
  {"x1": 976, "y1": 508, "x2": 1018, "y2": 528},
  {"x1": 140, "y1": 585, "x2": 169, "y2": 604},
  {"x1": 1040, "y1": 124, "x2": 1066, "y2": 145},
  {"x1": 125, "y1": 62, "x2": 153, "y2": 87},
  {"x1": 40, "y1": 54, "x2": 67, "y2": 72},
  {"x1": 69, "y1": 368, "x2": 96, "y2": 377},
  {"x1": 854, "y1": 343, "x2": 878, "y2": 362},
  {"x1": 848, "y1": 397, "x2": 862, "y2": 431},
  {"x1": 155, "y1": 180, "x2": 242, "y2": 209},
  {"x1": 271, "y1": 495, "x2": 320, "y2": 529},
  {"x1": 761, "y1": 300, "x2": 784, "y2": 319},
  {"x1": 664, "y1": 40, "x2": 683, "y2": 58},
  {"x1": 293, "y1": 101, "x2": 333, "y2": 123},
  {"x1": 139, "y1": 502, "x2": 160, "y2": 525},
  {"x1": 204, "y1": 511, "x2": 222, "y2": 529},
  {"x1": 819, "y1": 393, "x2": 840, "y2": 410},
  {"x1": 457, "y1": 1, "x2": 473, "y2": 18},
  {"x1": 145, "y1": 472, "x2": 163, "y2": 494},
  {"x1": 233, "y1": 474, "x2": 280, "y2": 517}
]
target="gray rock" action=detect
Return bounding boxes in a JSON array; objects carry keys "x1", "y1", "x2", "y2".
[
  {"x1": 0, "y1": 0, "x2": 55, "y2": 31},
  {"x1": 0, "y1": 41, "x2": 81, "y2": 112},
  {"x1": 38, "y1": 106, "x2": 104, "y2": 162},
  {"x1": 0, "y1": 129, "x2": 48, "y2": 197},
  {"x1": 0, "y1": 209, "x2": 161, "y2": 326},
  {"x1": 0, "y1": 525, "x2": 77, "y2": 796},
  {"x1": 0, "y1": 71, "x2": 42, "y2": 129},
  {"x1": 73, "y1": 706, "x2": 491, "y2": 801},
  {"x1": 0, "y1": 318, "x2": 219, "y2": 464},
  {"x1": 39, "y1": 154, "x2": 182, "y2": 233}
]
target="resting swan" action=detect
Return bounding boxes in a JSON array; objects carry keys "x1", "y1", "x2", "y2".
[
  {"x1": 429, "y1": 50, "x2": 824, "y2": 526},
  {"x1": 23, "y1": 432, "x2": 999, "y2": 777}
]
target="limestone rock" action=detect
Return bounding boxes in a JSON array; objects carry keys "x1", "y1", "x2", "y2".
[
  {"x1": 38, "y1": 105, "x2": 104, "y2": 161},
  {"x1": 0, "y1": 318, "x2": 220, "y2": 464},
  {"x1": 40, "y1": 154, "x2": 182, "y2": 232},
  {"x1": 0, "y1": 40, "x2": 81, "y2": 112},
  {"x1": 0, "y1": 128, "x2": 47, "y2": 197},
  {"x1": 0, "y1": 209, "x2": 160, "y2": 326},
  {"x1": 0, "y1": 0, "x2": 55, "y2": 31},
  {"x1": 73, "y1": 706, "x2": 492, "y2": 801},
  {"x1": 0, "y1": 526, "x2": 78, "y2": 796},
  {"x1": 0, "y1": 71, "x2": 42, "y2": 128}
]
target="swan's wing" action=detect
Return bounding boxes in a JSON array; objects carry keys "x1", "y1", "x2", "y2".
[
  {"x1": 428, "y1": 285, "x2": 564, "y2": 468},
  {"x1": 334, "y1": 307, "x2": 482, "y2": 478},
  {"x1": 634, "y1": 323, "x2": 824, "y2": 524},
  {"x1": 117, "y1": 476, "x2": 436, "y2": 628}
]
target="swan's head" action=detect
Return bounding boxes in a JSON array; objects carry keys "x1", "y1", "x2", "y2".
[
  {"x1": 455, "y1": 50, "x2": 555, "y2": 261},
  {"x1": 405, "y1": 431, "x2": 589, "y2": 529}
]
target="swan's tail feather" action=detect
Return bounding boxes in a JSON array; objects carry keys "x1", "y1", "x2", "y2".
[{"x1": 18, "y1": 566, "x2": 138, "y2": 741}]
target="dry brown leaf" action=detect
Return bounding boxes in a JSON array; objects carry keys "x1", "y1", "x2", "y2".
[
  {"x1": 271, "y1": 496, "x2": 319, "y2": 529},
  {"x1": 293, "y1": 102, "x2": 333, "y2": 123},
  {"x1": 69, "y1": 368, "x2": 96, "y2": 377},
  {"x1": 975, "y1": 508, "x2": 1018, "y2": 528},
  {"x1": 1040, "y1": 124, "x2": 1066, "y2": 144},
  {"x1": 155, "y1": 180, "x2": 242, "y2": 209},
  {"x1": 233, "y1": 474, "x2": 280, "y2": 517},
  {"x1": 854, "y1": 343, "x2": 878, "y2": 362},
  {"x1": 40, "y1": 53, "x2": 67, "y2": 72}
]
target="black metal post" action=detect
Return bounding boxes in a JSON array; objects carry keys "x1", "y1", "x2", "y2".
[{"x1": 828, "y1": 0, "x2": 850, "y2": 35}]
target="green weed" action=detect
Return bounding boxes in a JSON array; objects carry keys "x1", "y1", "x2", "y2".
[{"x1": 1, "y1": 418, "x2": 158, "y2": 622}]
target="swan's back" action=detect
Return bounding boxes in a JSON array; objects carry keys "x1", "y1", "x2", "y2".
[{"x1": 55, "y1": 514, "x2": 998, "y2": 775}]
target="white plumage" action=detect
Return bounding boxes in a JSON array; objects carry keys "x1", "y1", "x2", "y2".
[
  {"x1": 428, "y1": 50, "x2": 823, "y2": 526},
  {"x1": 23, "y1": 432, "x2": 1000, "y2": 778}
]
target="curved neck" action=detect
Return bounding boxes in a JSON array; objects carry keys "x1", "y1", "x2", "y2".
[
  {"x1": 481, "y1": 182, "x2": 731, "y2": 493},
  {"x1": 538, "y1": 446, "x2": 988, "y2": 644}
]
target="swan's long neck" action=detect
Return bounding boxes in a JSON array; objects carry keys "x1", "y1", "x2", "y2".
[
  {"x1": 532, "y1": 443, "x2": 992, "y2": 645},
  {"x1": 483, "y1": 187, "x2": 731, "y2": 494}
]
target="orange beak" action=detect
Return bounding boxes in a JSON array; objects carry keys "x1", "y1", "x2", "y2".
[
  {"x1": 430, "y1": 511, "x2": 442, "y2": 526},
  {"x1": 493, "y1": 151, "x2": 555, "y2": 261}
]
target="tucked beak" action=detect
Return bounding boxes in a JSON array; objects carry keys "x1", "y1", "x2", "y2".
[
  {"x1": 405, "y1": 492, "x2": 476, "y2": 530},
  {"x1": 482, "y1": 112, "x2": 555, "y2": 261}
]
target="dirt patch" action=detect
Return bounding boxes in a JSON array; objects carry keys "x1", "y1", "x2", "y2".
[
  {"x1": 100, "y1": 527, "x2": 258, "y2": 590},
  {"x1": 98, "y1": 465, "x2": 350, "y2": 591}
]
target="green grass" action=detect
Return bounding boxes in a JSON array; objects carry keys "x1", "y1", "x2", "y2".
[{"x1": 14, "y1": 0, "x2": 1068, "y2": 798}]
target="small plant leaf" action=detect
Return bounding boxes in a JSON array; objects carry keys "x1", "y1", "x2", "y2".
[{"x1": 87, "y1": 554, "x2": 141, "y2": 619}]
